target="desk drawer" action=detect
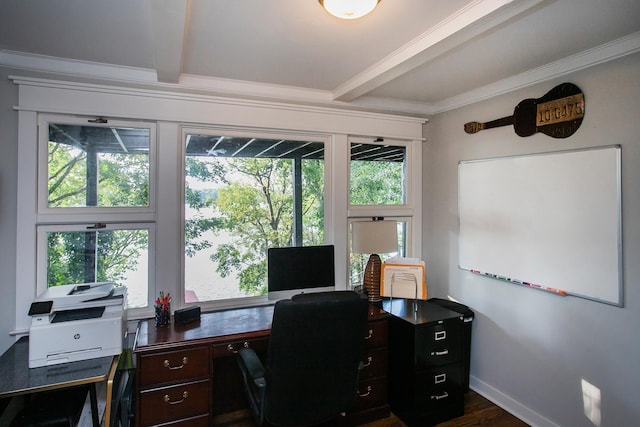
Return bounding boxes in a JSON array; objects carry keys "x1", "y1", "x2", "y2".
[
  {"x1": 212, "y1": 337, "x2": 269, "y2": 358},
  {"x1": 354, "y1": 376, "x2": 388, "y2": 410},
  {"x1": 359, "y1": 347, "x2": 388, "y2": 379},
  {"x1": 364, "y1": 319, "x2": 388, "y2": 349},
  {"x1": 150, "y1": 414, "x2": 209, "y2": 427},
  {"x1": 139, "y1": 346, "x2": 210, "y2": 386},
  {"x1": 139, "y1": 379, "x2": 210, "y2": 426}
]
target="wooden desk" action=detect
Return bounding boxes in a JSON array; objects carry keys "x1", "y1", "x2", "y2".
[
  {"x1": 134, "y1": 303, "x2": 390, "y2": 426},
  {"x1": 0, "y1": 336, "x2": 119, "y2": 427}
]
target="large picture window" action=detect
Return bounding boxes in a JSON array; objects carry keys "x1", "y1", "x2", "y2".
[{"x1": 184, "y1": 131, "x2": 325, "y2": 303}]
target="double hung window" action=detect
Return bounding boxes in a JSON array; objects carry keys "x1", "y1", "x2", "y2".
[
  {"x1": 348, "y1": 138, "x2": 414, "y2": 288},
  {"x1": 36, "y1": 115, "x2": 155, "y2": 309}
]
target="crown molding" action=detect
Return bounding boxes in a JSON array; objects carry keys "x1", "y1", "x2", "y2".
[
  {"x1": 0, "y1": 50, "x2": 157, "y2": 82},
  {"x1": 2, "y1": 31, "x2": 639, "y2": 117},
  {"x1": 431, "y1": 31, "x2": 640, "y2": 114}
]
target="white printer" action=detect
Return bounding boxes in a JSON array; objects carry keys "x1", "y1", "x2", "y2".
[{"x1": 28, "y1": 282, "x2": 126, "y2": 368}]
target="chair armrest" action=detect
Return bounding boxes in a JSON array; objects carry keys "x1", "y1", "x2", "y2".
[{"x1": 238, "y1": 347, "x2": 265, "y2": 383}]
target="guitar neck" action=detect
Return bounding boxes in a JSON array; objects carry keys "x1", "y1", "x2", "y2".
[
  {"x1": 482, "y1": 115, "x2": 514, "y2": 129},
  {"x1": 464, "y1": 115, "x2": 514, "y2": 134}
]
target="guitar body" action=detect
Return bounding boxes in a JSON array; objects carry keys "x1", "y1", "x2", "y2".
[{"x1": 465, "y1": 83, "x2": 585, "y2": 138}]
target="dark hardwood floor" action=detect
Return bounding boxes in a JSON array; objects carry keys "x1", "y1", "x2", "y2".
[{"x1": 213, "y1": 390, "x2": 529, "y2": 427}]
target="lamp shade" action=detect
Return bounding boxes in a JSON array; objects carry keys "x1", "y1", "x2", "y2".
[
  {"x1": 319, "y1": 0, "x2": 381, "y2": 20},
  {"x1": 352, "y1": 220, "x2": 397, "y2": 255}
]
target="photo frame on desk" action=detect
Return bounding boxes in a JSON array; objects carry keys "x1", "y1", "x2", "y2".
[{"x1": 380, "y1": 262, "x2": 427, "y2": 299}]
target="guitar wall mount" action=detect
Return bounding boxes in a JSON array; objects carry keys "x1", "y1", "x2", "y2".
[{"x1": 464, "y1": 83, "x2": 585, "y2": 139}]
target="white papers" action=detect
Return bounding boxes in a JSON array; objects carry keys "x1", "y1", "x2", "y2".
[{"x1": 380, "y1": 260, "x2": 427, "y2": 299}]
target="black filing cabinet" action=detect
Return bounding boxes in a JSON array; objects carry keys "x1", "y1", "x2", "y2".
[{"x1": 383, "y1": 299, "x2": 468, "y2": 426}]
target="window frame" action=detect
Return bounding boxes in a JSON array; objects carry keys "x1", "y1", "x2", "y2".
[
  {"x1": 347, "y1": 137, "x2": 417, "y2": 219},
  {"x1": 36, "y1": 222, "x2": 156, "y2": 310},
  {"x1": 37, "y1": 114, "x2": 157, "y2": 220},
  {"x1": 33, "y1": 114, "x2": 157, "y2": 318},
  {"x1": 347, "y1": 137, "x2": 419, "y2": 287}
]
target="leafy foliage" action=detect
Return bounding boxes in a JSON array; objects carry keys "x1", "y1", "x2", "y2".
[
  {"x1": 189, "y1": 157, "x2": 324, "y2": 295},
  {"x1": 46, "y1": 138, "x2": 150, "y2": 288},
  {"x1": 350, "y1": 160, "x2": 404, "y2": 205}
]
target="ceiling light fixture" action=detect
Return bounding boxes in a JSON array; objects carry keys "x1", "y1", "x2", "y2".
[{"x1": 319, "y1": 0, "x2": 381, "y2": 20}]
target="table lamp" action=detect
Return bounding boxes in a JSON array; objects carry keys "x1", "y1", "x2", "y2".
[{"x1": 352, "y1": 219, "x2": 398, "y2": 303}]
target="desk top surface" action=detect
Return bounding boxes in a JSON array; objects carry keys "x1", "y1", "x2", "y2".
[
  {"x1": 0, "y1": 336, "x2": 115, "y2": 398},
  {"x1": 135, "y1": 302, "x2": 390, "y2": 352},
  {"x1": 382, "y1": 299, "x2": 463, "y2": 325}
]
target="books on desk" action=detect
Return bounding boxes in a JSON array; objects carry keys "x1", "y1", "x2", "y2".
[{"x1": 380, "y1": 258, "x2": 427, "y2": 300}]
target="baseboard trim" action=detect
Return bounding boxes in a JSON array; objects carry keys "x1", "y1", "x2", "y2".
[{"x1": 469, "y1": 376, "x2": 560, "y2": 427}]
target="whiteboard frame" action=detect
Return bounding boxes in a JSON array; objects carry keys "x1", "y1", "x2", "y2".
[{"x1": 458, "y1": 145, "x2": 623, "y2": 306}]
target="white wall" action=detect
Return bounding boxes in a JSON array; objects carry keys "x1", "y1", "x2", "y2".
[
  {"x1": 423, "y1": 53, "x2": 640, "y2": 426},
  {"x1": 0, "y1": 68, "x2": 19, "y2": 354}
]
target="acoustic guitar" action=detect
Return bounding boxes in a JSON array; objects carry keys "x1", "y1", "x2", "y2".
[{"x1": 464, "y1": 83, "x2": 585, "y2": 138}]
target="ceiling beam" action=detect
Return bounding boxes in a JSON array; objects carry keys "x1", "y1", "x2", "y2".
[
  {"x1": 332, "y1": 0, "x2": 547, "y2": 102},
  {"x1": 149, "y1": 0, "x2": 190, "y2": 83}
]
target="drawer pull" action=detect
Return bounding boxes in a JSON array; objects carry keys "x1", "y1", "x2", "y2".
[
  {"x1": 361, "y1": 356, "x2": 373, "y2": 368},
  {"x1": 164, "y1": 391, "x2": 188, "y2": 405},
  {"x1": 435, "y1": 330, "x2": 446, "y2": 341},
  {"x1": 227, "y1": 341, "x2": 250, "y2": 353},
  {"x1": 431, "y1": 391, "x2": 449, "y2": 401},
  {"x1": 357, "y1": 385, "x2": 372, "y2": 398},
  {"x1": 163, "y1": 357, "x2": 188, "y2": 370},
  {"x1": 431, "y1": 349, "x2": 449, "y2": 357},
  {"x1": 364, "y1": 329, "x2": 373, "y2": 340},
  {"x1": 434, "y1": 373, "x2": 446, "y2": 384}
]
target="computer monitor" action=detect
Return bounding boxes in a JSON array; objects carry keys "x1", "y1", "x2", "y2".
[{"x1": 267, "y1": 245, "x2": 335, "y2": 301}]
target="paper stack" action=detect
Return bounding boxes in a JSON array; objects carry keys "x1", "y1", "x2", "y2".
[{"x1": 380, "y1": 257, "x2": 427, "y2": 300}]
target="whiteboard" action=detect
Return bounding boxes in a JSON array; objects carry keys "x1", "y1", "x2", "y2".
[{"x1": 458, "y1": 146, "x2": 622, "y2": 305}]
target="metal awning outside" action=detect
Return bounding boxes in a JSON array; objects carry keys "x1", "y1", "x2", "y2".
[{"x1": 49, "y1": 125, "x2": 404, "y2": 162}]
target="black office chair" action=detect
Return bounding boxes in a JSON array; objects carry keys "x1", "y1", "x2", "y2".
[{"x1": 236, "y1": 291, "x2": 369, "y2": 427}]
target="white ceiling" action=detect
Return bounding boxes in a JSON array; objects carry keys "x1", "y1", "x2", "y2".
[{"x1": 1, "y1": 0, "x2": 639, "y2": 116}]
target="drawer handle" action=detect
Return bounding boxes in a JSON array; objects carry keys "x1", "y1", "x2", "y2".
[
  {"x1": 431, "y1": 349, "x2": 449, "y2": 357},
  {"x1": 431, "y1": 391, "x2": 449, "y2": 401},
  {"x1": 357, "y1": 385, "x2": 372, "y2": 398},
  {"x1": 364, "y1": 329, "x2": 373, "y2": 340},
  {"x1": 361, "y1": 356, "x2": 373, "y2": 368},
  {"x1": 164, "y1": 391, "x2": 188, "y2": 405},
  {"x1": 434, "y1": 373, "x2": 446, "y2": 384},
  {"x1": 163, "y1": 357, "x2": 188, "y2": 370},
  {"x1": 227, "y1": 341, "x2": 250, "y2": 353}
]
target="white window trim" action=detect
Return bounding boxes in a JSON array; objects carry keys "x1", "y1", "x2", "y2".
[{"x1": 347, "y1": 136, "x2": 422, "y2": 260}]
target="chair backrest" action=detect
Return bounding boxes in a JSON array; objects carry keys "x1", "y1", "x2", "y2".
[{"x1": 264, "y1": 291, "x2": 369, "y2": 426}]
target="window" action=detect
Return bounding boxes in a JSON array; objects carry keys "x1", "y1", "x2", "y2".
[
  {"x1": 14, "y1": 82, "x2": 423, "y2": 331},
  {"x1": 36, "y1": 115, "x2": 156, "y2": 310},
  {"x1": 350, "y1": 140, "x2": 406, "y2": 205},
  {"x1": 348, "y1": 138, "x2": 413, "y2": 288},
  {"x1": 183, "y1": 131, "x2": 326, "y2": 304}
]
